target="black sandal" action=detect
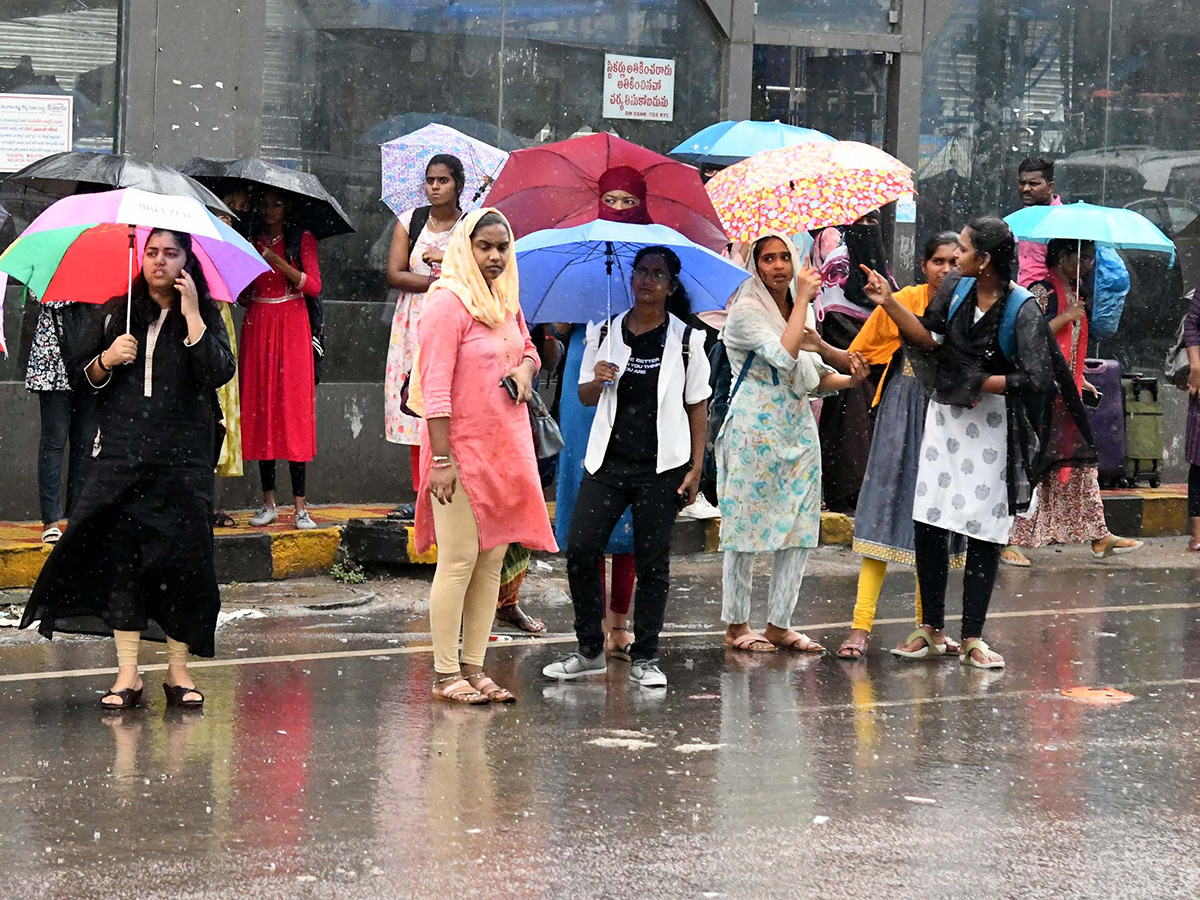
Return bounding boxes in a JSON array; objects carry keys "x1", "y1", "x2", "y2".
[
  {"x1": 606, "y1": 626, "x2": 633, "y2": 661},
  {"x1": 100, "y1": 686, "x2": 143, "y2": 710},
  {"x1": 495, "y1": 604, "x2": 545, "y2": 634},
  {"x1": 212, "y1": 511, "x2": 236, "y2": 528},
  {"x1": 163, "y1": 683, "x2": 204, "y2": 709}
]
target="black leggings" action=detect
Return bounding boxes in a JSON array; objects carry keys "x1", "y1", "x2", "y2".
[
  {"x1": 1190, "y1": 465, "x2": 1200, "y2": 517},
  {"x1": 913, "y1": 521, "x2": 1002, "y2": 638},
  {"x1": 259, "y1": 460, "x2": 306, "y2": 498}
]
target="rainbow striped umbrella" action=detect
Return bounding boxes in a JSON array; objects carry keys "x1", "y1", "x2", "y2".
[
  {"x1": 706, "y1": 141, "x2": 913, "y2": 242},
  {"x1": 0, "y1": 188, "x2": 269, "y2": 331}
]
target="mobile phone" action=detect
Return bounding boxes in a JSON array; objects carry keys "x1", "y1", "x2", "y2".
[
  {"x1": 500, "y1": 375, "x2": 520, "y2": 400},
  {"x1": 1083, "y1": 389, "x2": 1102, "y2": 408},
  {"x1": 676, "y1": 490, "x2": 691, "y2": 511}
]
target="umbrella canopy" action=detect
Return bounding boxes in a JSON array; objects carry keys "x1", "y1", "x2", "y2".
[
  {"x1": 706, "y1": 141, "x2": 913, "y2": 242},
  {"x1": 3, "y1": 151, "x2": 231, "y2": 217},
  {"x1": 486, "y1": 133, "x2": 728, "y2": 252},
  {"x1": 0, "y1": 188, "x2": 269, "y2": 311},
  {"x1": 179, "y1": 157, "x2": 355, "y2": 240},
  {"x1": 670, "y1": 120, "x2": 836, "y2": 168},
  {"x1": 358, "y1": 112, "x2": 526, "y2": 152},
  {"x1": 1004, "y1": 201, "x2": 1176, "y2": 259},
  {"x1": 514, "y1": 220, "x2": 749, "y2": 325},
  {"x1": 381, "y1": 124, "x2": 509, "y2": 217}
]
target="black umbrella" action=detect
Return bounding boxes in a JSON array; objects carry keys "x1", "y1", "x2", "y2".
[
  {"x1": 1, "y1": 151, "x2": 231, "y2": 217},
  {"x1": 179, "y1": 157, "x2": 355, "y2": 240}
]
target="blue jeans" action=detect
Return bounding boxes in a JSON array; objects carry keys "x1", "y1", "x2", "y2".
[{"x1": 36, "y1": 390, "x2": 94, "y2": 526}]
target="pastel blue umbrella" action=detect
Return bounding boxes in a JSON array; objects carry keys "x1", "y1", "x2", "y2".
[
  {"x1": 670, "y1": 120, "x2": 836, "y2": 168},
  {"x1": 515, "y1": 220, "x2": 750, "y2": 326},
  {"x1": 1005, "y1": 201, "x2": 1176, "y2": 262}
]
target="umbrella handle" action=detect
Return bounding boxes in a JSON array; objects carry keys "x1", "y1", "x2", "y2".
[{"x1": 126, "y1": 225, "x2": 135, "y2": 334}]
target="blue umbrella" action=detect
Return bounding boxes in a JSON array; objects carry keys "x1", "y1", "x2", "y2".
[
  {"x1": 670, "y1": 120, "x2": 836, "y2": 168},
  {"x1": 515, "y1": 220, "x2": 749, "y2": 326},
  {"x1": 1005, "y1": 201, "x2": 1176, "y2": 261}
]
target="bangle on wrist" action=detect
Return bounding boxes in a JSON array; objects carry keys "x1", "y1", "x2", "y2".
[{"x1": 98, "y1": 352, "x2": 111, "y2": 373}]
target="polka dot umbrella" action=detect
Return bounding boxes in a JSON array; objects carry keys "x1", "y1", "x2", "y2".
[{"x1": 705, "y1": 141, "x2": 914, "y2": 243}]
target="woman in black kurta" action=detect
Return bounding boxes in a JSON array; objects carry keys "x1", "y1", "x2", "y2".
[{"x1": 21, "y1": 228, "x2": 235, "y2": 709}]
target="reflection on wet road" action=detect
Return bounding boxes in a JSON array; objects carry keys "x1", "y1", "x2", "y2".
[{"x1": 2, "y1": 567, "x2": 1199, "y2": 899}]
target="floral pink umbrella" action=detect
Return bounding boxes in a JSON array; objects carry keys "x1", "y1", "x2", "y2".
[{"x1": 705, "y1": 141, "x2": 914, "y2": 242}]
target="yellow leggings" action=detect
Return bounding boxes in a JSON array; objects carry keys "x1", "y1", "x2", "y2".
[
  {"x1": 429, "y1": 493, "x2": 509, "y2": 675},
  {"x1": 850, "y1": 558, "x2": 923, "y2": 632},
  {"x1": 113, "y1": 630, "x2": 190, "y2": 666}
]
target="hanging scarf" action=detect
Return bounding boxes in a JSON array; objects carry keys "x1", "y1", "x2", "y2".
[
  {"x1": 596, "y1": 166, "x2": 651, "y2": 225},
  {"x1": 721, "y1": 231, "x2": 832, "y2": 398},
  {"x1": 407, "y1": 208, "x2": 521, "y2": 416},
  {"x1": 811, "y1": 223, "x2": 895, "y2": 322},
  {"x1": 1040, "y1": 268, "x2": 1088, "y2": 390},
  {"x1": 427, "y1": 207, "x2": 520, "y2": 328}
]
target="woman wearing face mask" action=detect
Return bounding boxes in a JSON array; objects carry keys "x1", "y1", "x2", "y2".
[
  {"x1": 718, "y1": 232, "x2": 867, "y2": 654},
  {"x1": 822, "y1": 232, "x2": 967, "y2": 659},
  {"x1": 240, "y1": 188, "x2": 323, "y2": 530},
  {"x1": 1003, "y1": 239, "x2": 1141, "y2": 566},
  {"x1": 384, "y1": 154, "x2": 466, "y2": 520},
  {"x1": 543, "y1": 246, "x2": 711, "y2": 689},
  {"x1": 809, "y1": 212, "x2": 894, "y2": 513},
  {"x1": 546, "y1": 166, "x2": 655, "y2": 657},
  {"x1": 861, "y1": 217, "x2": 1094, "y2": 669},
  {"x1": 411, "y1": 209, "x2": 556, "y2": 704},
  {"x1": 20, "y1": 229, "x2": 235, "y2": 709}
]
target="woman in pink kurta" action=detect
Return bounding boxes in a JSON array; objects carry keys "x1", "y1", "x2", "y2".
[{"x1": 412, "y1": 208, "x2": 556, "y2": 704}]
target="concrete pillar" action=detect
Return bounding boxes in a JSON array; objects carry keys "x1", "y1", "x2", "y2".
[
  {"x1": 723, "y1": 0, "x2": 756, "y2": 119},
  {"x1": 120, "y1": 0, "x2": 267, "y2": 166}
]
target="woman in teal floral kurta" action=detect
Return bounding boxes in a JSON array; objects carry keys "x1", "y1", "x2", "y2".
[{"x1": 716, "y1": 232, "x2": 865, "y2": 653}]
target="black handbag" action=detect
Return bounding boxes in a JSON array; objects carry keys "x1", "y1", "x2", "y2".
[{"x1": 527, "y1": 390, "x2": 564, "y2": 460}]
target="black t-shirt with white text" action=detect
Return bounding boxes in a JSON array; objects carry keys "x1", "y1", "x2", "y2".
[{"x1": 608, "y1": 318, "x2": 668, "y2": 464}]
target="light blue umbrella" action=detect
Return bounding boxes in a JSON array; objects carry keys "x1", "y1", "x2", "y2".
[
  {"x1": 1004, "y1": 201, "x2": 1176, "y2": 261},
  {"x1": 670, "y1": 120, "x2": 836, "y2": 168},
  {"x1": 515, "y1": 220, "x2": 749, "y2": 326}
]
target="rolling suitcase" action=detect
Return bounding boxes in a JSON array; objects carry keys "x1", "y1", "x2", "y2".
[
  {"x1": 1122, "y1": 373, "x2": 1163, "y2": 488},
  {"x1": 1083, "y1": 358, "x2": 1126, "y2": 487}
]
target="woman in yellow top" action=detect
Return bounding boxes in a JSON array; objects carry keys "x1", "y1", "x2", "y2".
[{"x1": 805, "y1": 232, "x2": 964, "y2": 659}]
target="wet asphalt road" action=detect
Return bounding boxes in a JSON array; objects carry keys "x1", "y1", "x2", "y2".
[{"x1": 2, "y1": 557, "x2": 1200, "y2": 899}]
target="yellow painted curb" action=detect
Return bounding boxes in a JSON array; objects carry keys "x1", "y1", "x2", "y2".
[
  {"x1": 820, "y1": 512, "x2": 854, "y2": 546},
  {"x1": 1140, "y1": 495, "x2": 1187, "y2": 538},
  {"x1": 405, "y1": 526, "x2": 439, "y2": 565},
  {"x1": 271, "y1": 527, "x2": 343, "y2": 580},
  {"x1": 0, "y1": 544, "x2": 49, "y2": 590}
]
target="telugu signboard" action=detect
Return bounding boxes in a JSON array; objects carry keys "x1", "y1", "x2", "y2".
[
  {"x1": 602, "y1": 54, "x2": 675, "y2": 122},
  {"x1": 0, "y1": 93, "x2": 74, "y2": 173}
]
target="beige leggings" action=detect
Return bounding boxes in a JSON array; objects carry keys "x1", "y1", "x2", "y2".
[
  {"x1": 429, "y1": 493, "x2": 508, "y2": 675},
  {"x1": 113, "y1": 630, "x2": 190, "y2": 667}
]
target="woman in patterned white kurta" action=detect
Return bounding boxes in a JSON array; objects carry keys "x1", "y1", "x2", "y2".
[{"x1": 716, "y1": 232, "x2": 863, "y2": 653}]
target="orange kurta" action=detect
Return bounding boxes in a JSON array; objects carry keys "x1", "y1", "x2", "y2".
[{"x1": 848, "y1": 283, "x2": 933, "y2": 407}]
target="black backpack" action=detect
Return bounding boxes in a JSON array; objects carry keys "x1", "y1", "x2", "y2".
[
  {"x1": 596, "y1": 317, "x2": 694, "y2": 375},
  {"x1": 407, "y1": 205, "x2": 432, "y2": 246}
]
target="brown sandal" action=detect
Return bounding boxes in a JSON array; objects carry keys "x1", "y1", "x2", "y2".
[
  {"x1": 495, "y1": 604, "x2": 546, "y2": 634},
  {"x1": 606, "y1": 626, "x2": 633, "y2": 660},
  {"x1": 772, "y1": 630, "x2": 825, "y2": 653},
  {"x1": 432, "y1": 674, "x2": 489, "y2": 705},
  {"x1": 465, "y1": 672, "x2": 515, "y2": 703},
  {"x1": 724, "y1": 631, "x2": 776, "y2": 652}
]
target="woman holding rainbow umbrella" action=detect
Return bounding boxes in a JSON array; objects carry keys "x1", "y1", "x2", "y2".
[{"x1": 3, "y1": 188, "x2": 267, "y2": 710}]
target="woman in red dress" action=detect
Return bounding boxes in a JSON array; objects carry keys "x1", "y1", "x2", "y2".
[{"x1": 240, "y1": 189, "x2": 321, "y2": 529}]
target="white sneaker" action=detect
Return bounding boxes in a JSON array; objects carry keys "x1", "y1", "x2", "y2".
[
  {"x1": 294, "y1": 509, "x2": 319, "y2": 530},
  {"x1": 679, "y1": 494, "x2": 721, "y2": 520},
  {"x1": 542, "y1": 651, "x2": 606, "y2": 681},
  {"x1": 249, "y1": 505, "x2": 278, "y2": 526},
  {"x1": 628, "y1": 658, "x2": 667, "y2": 688}
]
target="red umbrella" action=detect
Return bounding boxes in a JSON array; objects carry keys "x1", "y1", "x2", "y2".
[{"x1": 485, "y1": 133, "x2": 728, "y2": 251}]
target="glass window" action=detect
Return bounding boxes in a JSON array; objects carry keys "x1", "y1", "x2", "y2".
[
  {"x1": 261, "y1": 0, "x2": 723, "y2": 303},
  {"x1": 0, "y1": 1, "x2": 121, "y2": 166},
  {"x1": 755, "y1": 0, "x2": 893, "y2": 35},
  {"x1": 752, "y1": 45, "x2": 889, "y2": 146},
  {"x1": 919, "y1": 0, "x2": 1200, "y2": 367}
]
